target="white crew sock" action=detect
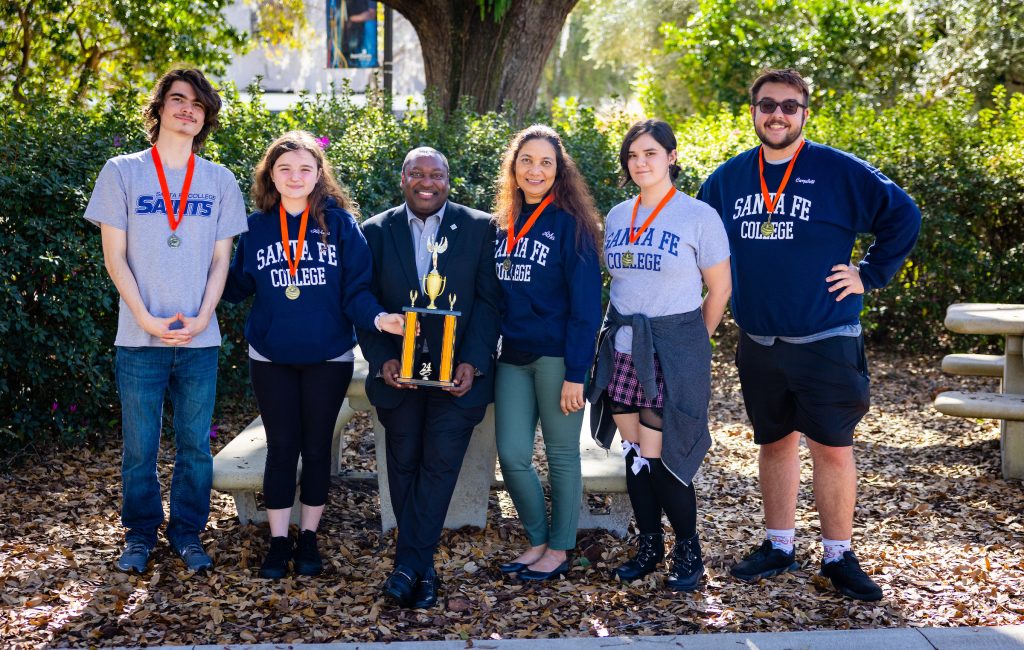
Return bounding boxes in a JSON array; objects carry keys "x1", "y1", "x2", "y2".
[
  {"x1": 766, "y1": 528, "x2": 795, "y2": 553},
  {"x1": 822, "y1": 537, "x2": 851, "y2": 564}
]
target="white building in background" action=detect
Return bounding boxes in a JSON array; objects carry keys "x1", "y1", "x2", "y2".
[{"x1": 221, "y1": 1, "x2": 425, "y2": 111}]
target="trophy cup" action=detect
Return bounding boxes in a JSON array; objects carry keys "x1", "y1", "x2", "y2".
[{"x1": 396, "y1": 236, "x2": 461, "y2": 387}]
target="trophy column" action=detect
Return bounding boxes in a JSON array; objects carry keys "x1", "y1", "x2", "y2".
[{"x1": 399, "y1": 310, "x2": 418, "y2": 381}]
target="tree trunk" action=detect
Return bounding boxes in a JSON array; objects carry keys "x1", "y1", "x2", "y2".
[
  {"x1": 384, "y1": 0, "x2": 578, "y2": 120},
  {"x1": 13, "y1": 6, "x2": 33, "y2": 105}
]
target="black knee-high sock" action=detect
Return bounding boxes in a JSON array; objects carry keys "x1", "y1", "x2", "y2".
[
  {"x1": 624, "y1": 446, "x2": 662, "y2": 534},
  {"x1": 648, "y1": 458, "x2": 697, "y2": 539}
]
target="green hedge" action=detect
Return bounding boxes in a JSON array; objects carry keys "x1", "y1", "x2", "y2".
[{"x1": 2, "y1": 85, "x2": 1022, "y2": 454}]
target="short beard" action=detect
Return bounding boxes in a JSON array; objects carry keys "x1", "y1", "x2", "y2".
[{"x1": 755, "y1": 116, "x2": 805, "y2": 150}]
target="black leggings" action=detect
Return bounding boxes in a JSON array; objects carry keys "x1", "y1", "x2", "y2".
[{"x1": 250, "y1": 359, "x2": 354, "y2": 509}]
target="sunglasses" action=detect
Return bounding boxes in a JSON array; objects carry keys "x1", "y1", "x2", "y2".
[{"x1": 753, "y1": 98, "x2": 807, "y2": 115}]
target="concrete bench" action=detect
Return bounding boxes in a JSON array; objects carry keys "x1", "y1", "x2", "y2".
[
  {"x1": 211, "y1": 403, "x2": 355, "y2": 524},
  {"x1": 942, "y1": 354, "x2": 1005, "y2": 378},
  {"x1": 211, "y1": 348, "x2": 498, "y2": 532},
  {"x1": 493, "y1": 408, "x2": 630, "y2": 537},
  {"x1": 212, "y1": 349, "x2": 631, "y2": 535},
  {"x1": 933, "y1": 391, "x2": 1024, "y2": 421}
]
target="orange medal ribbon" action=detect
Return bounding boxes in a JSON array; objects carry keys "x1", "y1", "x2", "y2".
[
  {"x1": 506, "y1": 194, "x2": 554, "y2": 255},
  {"x1": 279, "y1": 203, "x2": 311, "y2": 299},
  {"x1": 758, "y1": 139, "x2": 805, "y2": 217},
  {"x1": 629, "y1": 186, "x2": 676, "y2": 243},
  {"x1": 151, "y1": 147, "x2": 195, "y2": 247}
]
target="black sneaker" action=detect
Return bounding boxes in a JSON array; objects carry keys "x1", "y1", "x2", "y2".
[
  {"x1": 820, "y1": 550, "x2": 883, "y2": 601},
  {"x1": 116, "y1": 541, "x2": 151, "y2": 573},
  {"x1": 293, "y1": 529, "x2": 323, "y2": 576},
  {"x1": 176, "y1": 542, "x2": 214, "y2": 572},
  {"x1": 260, "y1": 536, "x2": 292, "y2": 579},
  {"x1": 730, "y1": 540, "x2": 798, "y2": 583}
]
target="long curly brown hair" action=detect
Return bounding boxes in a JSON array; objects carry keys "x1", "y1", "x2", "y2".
[
  {"x1": 492, "y1": 124, "x2": 602, "y2": 253},
  {"x1": 251, "y1": 131, "x2": 358, "y2": 243}
]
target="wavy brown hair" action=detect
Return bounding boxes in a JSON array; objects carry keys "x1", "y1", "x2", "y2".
[
  {"x1": 144, "y1": 69, "x2": 222, "y2": 153},
  {"x1": 492, "y1": 124, "x2": 602, "y2": 253},
  {"x1": 251, "y1": 130, "x2": 358, "y2": 243}
]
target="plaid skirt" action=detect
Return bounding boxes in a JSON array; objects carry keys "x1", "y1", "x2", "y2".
[{"x1": 607, "y1": 351, "x2": 665, "y2": 408}]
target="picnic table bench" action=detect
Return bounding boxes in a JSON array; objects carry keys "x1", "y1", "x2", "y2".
[
  {"x1": 212, "y1": 348, "x2": 630, "y2": 535},
  {"x1": 933, "y1": 303, "x2": 1024, "y2": 479}
]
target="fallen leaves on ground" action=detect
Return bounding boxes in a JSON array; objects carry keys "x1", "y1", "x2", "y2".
[{"x1": 1, "y1": 349, "x2": 1022, "y2": 648}]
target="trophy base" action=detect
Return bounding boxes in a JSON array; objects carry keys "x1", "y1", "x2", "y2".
[{"x1": 395, "y1": 377, "x2": 457, "y2": 388}]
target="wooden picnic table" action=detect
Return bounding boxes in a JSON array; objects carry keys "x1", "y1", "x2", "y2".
[{"x1": 935, "y1": 303, "x2": 1024, "y2": 479}]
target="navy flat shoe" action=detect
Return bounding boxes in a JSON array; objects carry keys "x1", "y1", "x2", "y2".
[
  {"x1": 517, "y1": 559, "x2": 570, "y2": 582},
  {"x1": 499, "y1": 561, "x2": 528, "y2": 574}
]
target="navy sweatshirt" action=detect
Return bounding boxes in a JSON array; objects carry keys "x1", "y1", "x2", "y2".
[
  {"x1": 697, "y1": 141, "x2": 921, "y2": 337},
  {"x1": 494, "y1": 201, "x2": 603, "y2": 383},
  {"x1": 223, "y1": 200, "x2": 385, "y2": 364}
]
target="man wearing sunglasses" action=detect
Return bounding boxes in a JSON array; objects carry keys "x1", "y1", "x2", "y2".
[{"x1": 697, "y1": 69, "x2": 921, "y2": 601}]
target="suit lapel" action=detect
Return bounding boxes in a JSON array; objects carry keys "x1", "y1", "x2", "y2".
[
  {"x1": 437, "y1": 202, "x2": 465, "y2": 276},
  {"x1": 385, "y1": 207, "x2": 421, "y2": 291}
]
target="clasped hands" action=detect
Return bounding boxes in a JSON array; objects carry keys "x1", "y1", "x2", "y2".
[{"x1": 140, "y1": 312, "x2": 209, "y2": 346}]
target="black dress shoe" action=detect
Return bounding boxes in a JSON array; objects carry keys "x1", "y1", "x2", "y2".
[
  {"x1": 499, "y1": 561, "x2": 528, "y2": 574},
  {"x1": 517, "y1": 559, "x2": 570, "y2": 582},
  {"x1": 412, "y1": 567, "x2": 440, "y2": 608},
  {"x1": 383, "y1": 565, "x2": 417, "y2": 607}
]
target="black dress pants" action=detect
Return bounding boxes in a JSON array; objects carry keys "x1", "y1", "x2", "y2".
[{"x1": 376, "y1": 388, "x2": 487, "y2": 574}]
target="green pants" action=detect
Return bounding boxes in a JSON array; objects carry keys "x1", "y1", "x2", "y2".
[{"x1": 495, "y1": 356, "x2": 584, "y2": 550}]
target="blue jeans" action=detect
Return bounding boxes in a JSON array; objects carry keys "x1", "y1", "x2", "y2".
[{"x1": 115, "y1": 346, "x2": 218, "y2": 550}]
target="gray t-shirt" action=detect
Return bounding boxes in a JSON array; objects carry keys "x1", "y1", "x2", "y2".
[
  {"x1": 604, "y1": 190, "x2": 730, "y2": 352},
  {"x1": 83, "y1": 149, "x2": 248, "y2": 347}
]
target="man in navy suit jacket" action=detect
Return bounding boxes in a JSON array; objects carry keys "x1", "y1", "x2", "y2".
[{"x1": 357, "y1": 147, "x2": 501, "y2": 609}]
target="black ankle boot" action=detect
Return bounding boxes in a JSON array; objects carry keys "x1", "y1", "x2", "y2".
[
  {"x1": 293, "y1": 529, "x2": 323, "y2": 576},
  {"x1": 665, "y1": 533, "x2": 704, "y2": 592},
  {"x1": 613, "y1": 533, "x2": 664, "y2": 581},
  {"x1": 259, "y1": 536, "x2": 292, "y2": 579}
]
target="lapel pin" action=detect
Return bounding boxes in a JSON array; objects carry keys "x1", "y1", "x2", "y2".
[{"x1": 450, "y1": 224, "x2": 458, "y2": 230}]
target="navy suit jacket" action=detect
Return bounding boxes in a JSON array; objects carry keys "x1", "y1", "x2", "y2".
[{"x1": 357, "y1": 201, "x2": 501, "y2": 410}]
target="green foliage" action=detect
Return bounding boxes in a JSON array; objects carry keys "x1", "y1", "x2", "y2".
[
  {"x1": 658, "y1": 0, "x2": 921, "y2": 114},
  {"x1": 3, "y1": 86, "x2": 1021, "y2": 454},
  {"x1": 0, "y1": 0, "x2": 250, "y2": 105},
  {"x1": 639, "y1": 0, "x2": 1024, "y2": 118}
]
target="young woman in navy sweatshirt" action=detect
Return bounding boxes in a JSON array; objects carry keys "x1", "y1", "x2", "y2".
[
  {"x1": 491, "y1": 125, "x2": 603, "y2": 581},
  {"x1": 224, "y1": 131, "x2": 404, "y2": 579}
]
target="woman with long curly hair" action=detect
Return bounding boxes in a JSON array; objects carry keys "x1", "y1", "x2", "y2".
[
  {"x1": 491, "y1": 124, "x2": 603, "y2": 581},
  {"x1": 223, "y1": 130, "x2": 405, "y2": 579},
  {"x1": 588, "y1": 119, "x2": 731, "y2": 591}
]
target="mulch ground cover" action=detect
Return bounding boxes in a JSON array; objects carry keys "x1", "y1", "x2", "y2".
[{"x1": 2, "y1": 347, "x2": 1023, "y2": 647}]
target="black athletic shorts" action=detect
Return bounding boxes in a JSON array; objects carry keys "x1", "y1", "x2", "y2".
[{"x1": 735, "y1": 332, "x2": 870, "y2": 447}]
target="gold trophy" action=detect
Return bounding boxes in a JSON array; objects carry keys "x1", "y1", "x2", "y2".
[{"x1": 397, "y1": 236, "x2": 461, "y2": 387}]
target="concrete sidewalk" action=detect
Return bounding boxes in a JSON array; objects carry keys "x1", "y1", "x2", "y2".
[{"x1": 98, "y1": 625, "x2": 1024, "y2": 650}]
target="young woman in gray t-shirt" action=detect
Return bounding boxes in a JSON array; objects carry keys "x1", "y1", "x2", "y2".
[{"x1": 598, "y1": 119, "x2": 731, "y2": 591}]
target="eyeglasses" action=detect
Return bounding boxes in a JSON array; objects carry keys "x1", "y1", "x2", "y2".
[{"x1": 753, "y1": 98, "x2": 807, "y2": 115}]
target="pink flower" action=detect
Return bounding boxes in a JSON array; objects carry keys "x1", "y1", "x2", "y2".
[{"x1": 316, "y1": 136, "x2": 330, "y2": 150}]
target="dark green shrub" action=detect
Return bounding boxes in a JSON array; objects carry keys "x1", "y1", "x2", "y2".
[{"x1": 2, "y1": 85, "x2": 1021, "y2": 456}]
